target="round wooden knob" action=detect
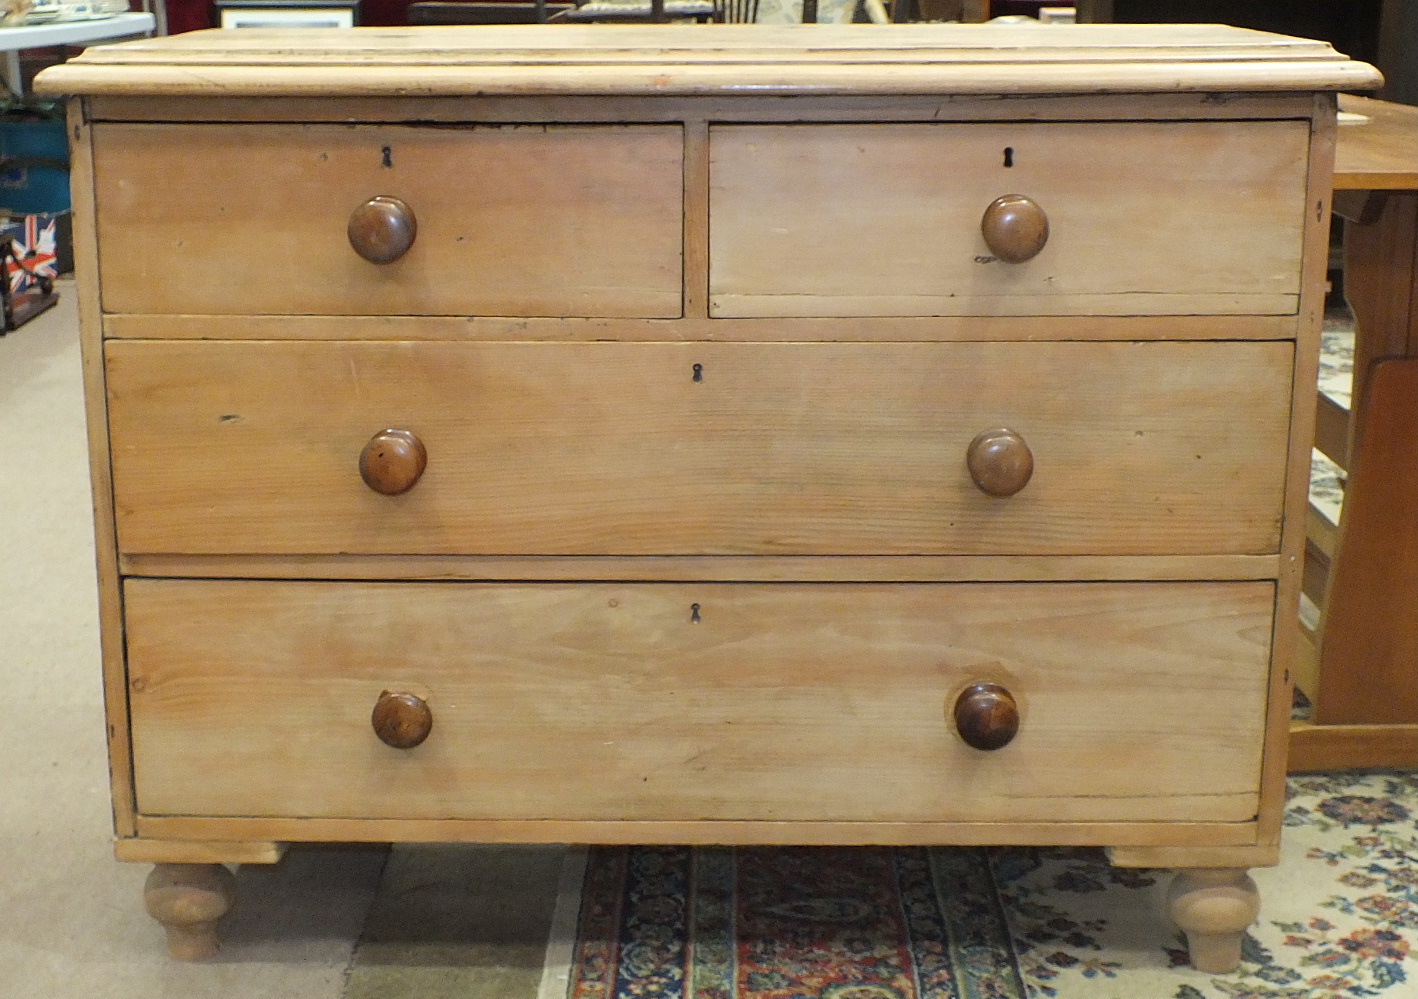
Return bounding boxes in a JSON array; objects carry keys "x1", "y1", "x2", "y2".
[
  {"x1": 966, "y1": 428, "x2": 1034, "y2": 497},
  {"x1": 348, "y1": 196, "x2": 417, "y2": 264},
  {"x1": 360, "y1": 429, "x2": 427, "y2": 495},
  {"x1": 952, "y1": 682, "x2": 1019, "y2": 751},
  {"x1": 371, "y1": 691, "x2": 432, "y2": 749},
  {"x1": 981, "y1": 194, "x2": 1049, "y2": 263}
]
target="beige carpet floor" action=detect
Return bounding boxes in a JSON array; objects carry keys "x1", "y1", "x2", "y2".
[{"x1": 0, "y1": 283, "x2": 391, "y2": 999}]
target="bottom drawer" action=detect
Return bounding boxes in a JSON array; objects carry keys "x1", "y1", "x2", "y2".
[{"x1": 125, "y1": 579, "x2": 1273, "y2": 824}]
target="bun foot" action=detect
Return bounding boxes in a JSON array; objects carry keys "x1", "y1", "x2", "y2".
[
  {"x1": 143, "y1": 863, "x2": 237, "y2": 960},
  {"x1": 1166, "y1": 868, "x2": 1260, "y2": 973}
]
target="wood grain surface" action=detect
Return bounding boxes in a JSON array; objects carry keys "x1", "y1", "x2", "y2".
[
  {"x1": 1258, "y1": 93, "x2": 1336, "y2": 845},
  {"x1": 1334, "y1": 94, "x2": 1418, "y2": 190},
  {"x1": 125, "y1": 579, "x2": 1274, "y2": 823},
  {"x1": 105, "y1": 339, "x2": 1294, "y2": 557},
  {"x1": 101, "y1": 312, "x2": 1301, "y2": 343},
  {"x1": 92, "y1": 123, "x2": 683, "y2": 317},
  {"x1": 710, "y1": 121, "x2": 1310, "y2": 317},
  {"x1": 116, "y1": 553, "x2": 1285, "y2": 583},
  {"x1": 67, "y1": 108, "x2": 138, "y2": 836},
  {"x1": 1316, "y1": 360, "x2": 1418, "y2": 725},
  {"x1": 79, "y1": 92, "x2": 1320, "y2": 127},
  {"x1": 132, "y1": 813, "x2": 1261, "y2": 848},
  {"x1": 33, "y1": 24, "x2": 1382, "y2": 97}
]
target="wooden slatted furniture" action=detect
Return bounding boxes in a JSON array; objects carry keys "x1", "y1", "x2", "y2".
[
  {"x1": 1290, "y1": 93, "x2": 1418, "y2": 771},
  {"x1": 35, "y1": 24, "x2": 1379, "y2": 972}
]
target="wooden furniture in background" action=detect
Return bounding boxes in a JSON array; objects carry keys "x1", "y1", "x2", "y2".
[
  {"x1": 1290, "y1": 94, "x2": 1418, "y2": 771},
  {"x1": 897, "y1": 0, "x2": 989, "y2": 23},
  {"x1": 406, "y1": 3, "x2": 577, "y2": 24},
  {"x1": 36, "y1": 23, "x2": 1378, "y2": 971},
  {"x1": 1374, "y1": 0, "x2": 1415, "y2": 104}
]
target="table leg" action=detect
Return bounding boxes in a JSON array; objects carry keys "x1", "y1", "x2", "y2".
[
  {"x1": 3, "y1": 51, "x2": 22, "y2": 97},
  {"x1": 1314, "y1": 191, "x2": 1418, "y2": 726}
]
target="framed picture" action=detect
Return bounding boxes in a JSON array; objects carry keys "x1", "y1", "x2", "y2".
[{"x1": 217, "y1": 1, "x2": 361, "y2": 28}]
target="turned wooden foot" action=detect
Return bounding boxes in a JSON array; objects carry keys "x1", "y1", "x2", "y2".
[
  {"x1": 1166, "y1": 868, "x2": 1260, "y2": 973},
  {"x1": 143, "y1": 863, "x2": 237, "y2": 960}
]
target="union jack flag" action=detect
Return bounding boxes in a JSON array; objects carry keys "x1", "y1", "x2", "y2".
[{"x1": 2, "y1": 214, "x2": 58, "y2": 294}]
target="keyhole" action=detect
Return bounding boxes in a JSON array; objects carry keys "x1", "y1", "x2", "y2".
[
  {"x1": 382, "y1": 146, "x2": 393, "y2": 168},
  {"x1": 692, "y1": 363, "x2": 703, "y2": 382},
  {"x1": 690, "y1": 603, "x2": 701, "y2": 623},
  {"x1": 1003, "y1": 147, "x2": 1014, "y2": 168}
]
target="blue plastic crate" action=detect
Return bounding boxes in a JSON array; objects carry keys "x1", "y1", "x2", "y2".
[{"x1": 0, "y1": 119, "x2": 71, "y2": 215}]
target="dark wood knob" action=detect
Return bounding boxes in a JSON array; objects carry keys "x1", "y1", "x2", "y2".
[
  {"x1": 967, "y1": 428, "x2": 1034, "y2": 497},
  {"x1": 371, "y1": 691, "x2": 432, "y2": 749},
  {"x1": 953, "y1": 682, "x2": 1019, "y2": 751},
  {"x1": 360, "y1": 429, "x2": 427, "y2": 495},
  {"x1": 981, "y1": 194, "x2": 1048, "y2": 263},
  {"x1": 348, "y1": 196, "x2": 417, "y2": 264}
]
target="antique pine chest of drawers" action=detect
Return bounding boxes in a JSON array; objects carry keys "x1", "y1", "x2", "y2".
[{"x1": 36, "y1": 23, "x2": 1380, "y2": 972}]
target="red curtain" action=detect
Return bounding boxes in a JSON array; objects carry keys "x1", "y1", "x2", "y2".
[{"x1": 163, "y1": 0, "x2": 413, "y2": 34}]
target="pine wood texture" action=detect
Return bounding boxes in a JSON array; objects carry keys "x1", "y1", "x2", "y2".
[
  {"x1": 1287, "y1": 722, "x2": 1418, "y2": 772},
  {"x1": 1258, "y1": 94, "x2": 1336, "y2": 844},
  {"x1": 1106, "y1": 844, "x2": 1280, "y2": 869},
  {"x1": 1341, "y1": 192, "x2": 1418, "y2": 413},
  {"x1": 1315, "y1": 360, "x2": 1418, "y2": 725},
  {"x1": 105, "y1": 339, "x2": 1293, "y2": 557},
  {"x1": 1167, "y1": 868, "x2": 1261, "y2": 974},
  {"x1": 91, "y1": 123, "x2": 683, "y2": 317},
  {"x1": 143, "y1": 864, "x2": 236, "y2": 961},
  {"x1": 124, "y1": 579, "x2": 1273, "y2": 825},
  {"x1": 66, "y1": 103, "x2": 137, "y2": 837},
  {"x1": 116, "y1": 553, "x2": 1285, "y2": 583},
  {"x1": 133, "y1": 814, "x2": 1260, "y2": 849},
  {"x1": 100, "y1": 313, "x2": 1300, "y2": 343},
  {"x1": 1259, "y1": 95, "x2": 1332, "y2": 838},
  {"x1": 49, "y1": 27, "x2": 1370, "y2": 947},
  {"x1": 32, "y1": 24, "x2": 1382, "y2": 98},
  {"x1": 1334, "y1": 95, "x2": 1418, "y2": 191},
  {"x1": 79, "y1": 91, "x2": 1320, "y2": 127},
  {"x1": 1294, "y1": 96, "x2": 1415, "y2": 770},
  {"x1": 113, "y1": 839, "x2": 287, "y2": 864},
  {"x1": 710, "y1": 121, "x2": 1310, "y2": 317}
]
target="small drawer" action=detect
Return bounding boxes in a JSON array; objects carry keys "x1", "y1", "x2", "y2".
[
  {"x1": 105, "y1": 338, "x2": 1294, "y2": 557},
  {"x1": 92, "y1": 123, "x2": 684, "y2": 318},
  {"x1": 709, "y1": 121, "x2": 1310, "y2": 317},
  {"x1": 126, "y1": 579, "x2": 1272, "y2": 823}
]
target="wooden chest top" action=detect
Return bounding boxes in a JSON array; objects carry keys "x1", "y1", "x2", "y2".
[{"x1": 35, "y1": 23, "x2": 1380, "y2": 98}]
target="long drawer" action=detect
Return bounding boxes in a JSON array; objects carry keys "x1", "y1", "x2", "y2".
[
  {"x1": 710, "y1": 121, "x2": 1310, "y2": 317},
  {"x1": 105, "y1": 339, "x2": 1293, "y2": 557},
  {"x1": 92, "y1": 123, "x2": 684, "y2": 318},
  {"x1": 125, "y1": 579, "x2": 1273, "y2": 823}
]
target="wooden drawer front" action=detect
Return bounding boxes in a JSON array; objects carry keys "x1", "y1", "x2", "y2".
[
  {"x1": 92, "y1": 123, "x2": 683, "y2": 318},
  {"x1": 106, "y1": 338, "x2": 1293, "y2": 556},
  {"x1": 709, "y1": 121, "x2": 1309, "y2": 318},
  {"x1": 126, "y1": 579, "x2": 1272, "y2": 823}
]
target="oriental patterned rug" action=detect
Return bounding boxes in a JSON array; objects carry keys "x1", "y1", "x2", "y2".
[{"x1": 538, "y1": 771, "x2": 1417, "y2": 999}]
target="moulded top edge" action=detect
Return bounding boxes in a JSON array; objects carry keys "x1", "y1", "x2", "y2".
[{"x1": 35, "y1": 23, "x2": 1383, "y2": 98}]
